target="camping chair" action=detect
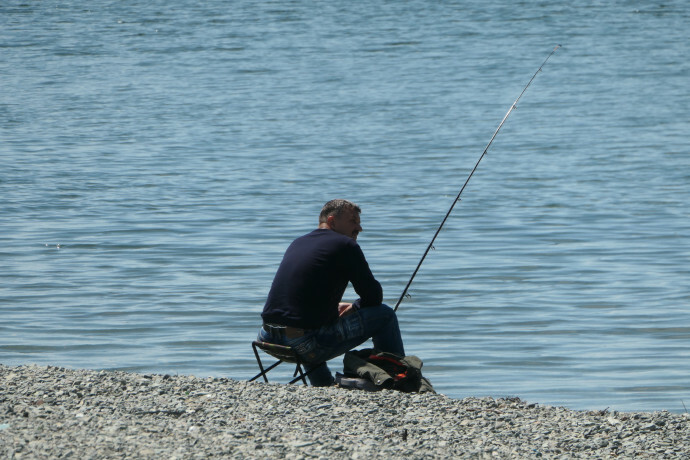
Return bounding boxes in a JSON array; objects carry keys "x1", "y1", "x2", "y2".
[{"x1": 249, "y1": 341, "x2": 310, "y2": 385}]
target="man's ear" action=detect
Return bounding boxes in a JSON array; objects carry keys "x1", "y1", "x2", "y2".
[{"x1": 326, "y1": 215, "x2": 336, "y2": 228}]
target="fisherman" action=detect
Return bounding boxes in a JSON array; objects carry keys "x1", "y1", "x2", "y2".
[{"x1": 258, "y1": 199, "x2": 405, "y2": 386}]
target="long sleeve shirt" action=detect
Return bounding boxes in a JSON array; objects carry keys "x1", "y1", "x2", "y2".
[{"x1": 261, "y1": 228, "x2": 383, "y2": 329}]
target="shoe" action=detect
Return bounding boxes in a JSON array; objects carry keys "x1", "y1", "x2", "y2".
[{"x1": 335, "y1": 372, "x2": 379, "y2": 391}]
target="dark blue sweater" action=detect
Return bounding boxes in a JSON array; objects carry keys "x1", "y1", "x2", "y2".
[{"x1": 261, "y1": 229, "x2": 383, "y2": 329}]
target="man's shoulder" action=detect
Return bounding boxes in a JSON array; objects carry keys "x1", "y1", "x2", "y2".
[{"x1": 296, "y1": 229, "x2": 359, "y2": 248}]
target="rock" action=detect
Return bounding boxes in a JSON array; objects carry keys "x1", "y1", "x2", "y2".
[{"x1": 1, "y1": 365, "x2": 689, "y2": 458}]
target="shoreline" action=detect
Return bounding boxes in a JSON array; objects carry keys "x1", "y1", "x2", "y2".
[{"x1": 1, "y1": 364, "x2": 688, "y2": 458}]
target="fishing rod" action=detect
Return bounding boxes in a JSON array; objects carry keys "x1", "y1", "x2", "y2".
[{"x1": 394, "y1": 45, "x2": 561, "y2": 312}]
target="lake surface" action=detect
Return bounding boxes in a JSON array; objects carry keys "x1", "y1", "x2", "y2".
[{"x1": 2, "y1": 0, "x2": 689, "y2": 412}]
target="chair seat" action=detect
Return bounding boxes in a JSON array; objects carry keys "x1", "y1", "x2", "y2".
[{"x1": 254, "y1": 341, "x2": 302, "y2": 362}]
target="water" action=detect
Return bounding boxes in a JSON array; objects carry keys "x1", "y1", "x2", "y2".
[{"x1": 2, "y1": 0, "x2": 689, "y2": 412}]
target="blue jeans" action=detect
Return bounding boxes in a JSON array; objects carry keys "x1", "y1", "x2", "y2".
[{"x1": 257, "y1": 304, "x2": 405, "y2": 387}]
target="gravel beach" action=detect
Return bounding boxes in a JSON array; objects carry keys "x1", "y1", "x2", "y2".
[{"x1": 1, "y1": 364, "x2": 688, "y2": 459}]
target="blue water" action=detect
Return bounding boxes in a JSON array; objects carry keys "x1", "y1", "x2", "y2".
[{"x1": 2, "y1": 1, "x2": 689, "y2": 412}]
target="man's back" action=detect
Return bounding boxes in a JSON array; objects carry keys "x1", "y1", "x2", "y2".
[
  {"x1": 257, "y1": 199, "x2": 404, "y2": 387},
  {"x1": 261, "y1": 228, "x2": 382, "y2": 329}
]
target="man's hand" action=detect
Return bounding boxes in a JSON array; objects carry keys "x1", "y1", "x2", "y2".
[{"x1": 338, "y1": 302, "x2": 355, "y2": 317}]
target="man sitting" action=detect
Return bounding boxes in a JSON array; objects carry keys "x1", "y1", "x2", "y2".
[{"x1": 258, "y1": 199, "x2": 405, "y2": 386}]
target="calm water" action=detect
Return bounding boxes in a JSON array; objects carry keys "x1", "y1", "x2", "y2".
[{"x1": 2, "y1": 1, "x2": 689, "y2": 412}]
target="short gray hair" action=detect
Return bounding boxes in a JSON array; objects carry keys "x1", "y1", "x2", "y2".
[{"x1": 319, "y1": 199, "x2": 361, "y2": 223}]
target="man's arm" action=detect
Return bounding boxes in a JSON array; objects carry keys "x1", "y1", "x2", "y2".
[{"x1": 347, "y1": 242, "x2": 383, "y2": 308}]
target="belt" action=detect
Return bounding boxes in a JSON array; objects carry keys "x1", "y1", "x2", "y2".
[{"x1": 263, "y1": 323, "x2": 307, "y2": 339}]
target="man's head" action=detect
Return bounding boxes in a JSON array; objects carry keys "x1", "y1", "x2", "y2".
[{"x1": 319, "y1": 199, "x2": 362, "y2": 240}]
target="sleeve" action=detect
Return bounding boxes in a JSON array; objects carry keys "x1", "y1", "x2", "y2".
[{"x1": 346, "y1": 241, "x2": 383, "y2": 308}]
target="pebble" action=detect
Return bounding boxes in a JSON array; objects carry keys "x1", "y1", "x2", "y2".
[{"x1": 1, "y1": 364, "x2": 689, "y2": 458}]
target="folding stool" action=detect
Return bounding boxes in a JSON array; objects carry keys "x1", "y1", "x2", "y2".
[{"x1": 249, "y1": 340, "x2": 309, "y2": 385}]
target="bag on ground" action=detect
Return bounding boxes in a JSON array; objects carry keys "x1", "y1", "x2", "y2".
[{"x1": 343, "y1": 348, "x2": 435, "y2": 393}]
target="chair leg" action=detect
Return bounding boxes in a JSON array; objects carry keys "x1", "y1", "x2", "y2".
[
  {"x1": 249, "y1": 342, "x2": 285, "y2": 383},
  {"x1": 289, "y1": 362, "x2": 308, "y2": 385},
  {"x1": 249, "y1": 358, "x2": 283, "y2": 382}
]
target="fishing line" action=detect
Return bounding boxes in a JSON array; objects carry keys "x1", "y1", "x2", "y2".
[{"x1": 394, "y1": 45, "x2": 561, "y2": 312}]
